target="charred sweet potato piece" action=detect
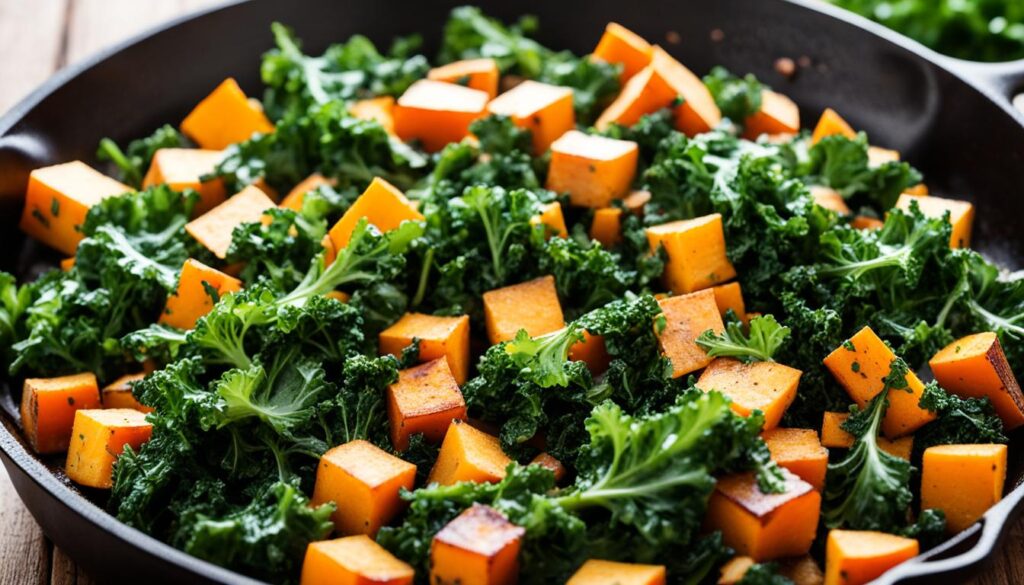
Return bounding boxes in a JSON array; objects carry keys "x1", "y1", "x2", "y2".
[
  {"x1": 301, "y1": 535, "x2": 414, "y2": 585},
  {"x1": 387, "y1": 358, "x2": 467, "y2": 452},
  {"x1": 428, "y1": 420, "x2": 511, "y2": 486},
  {"x1": 380, "y1": 312, "x2": 471, "y2": 384},
  {"x1": 657, "y1": 290, "x2": 724, "y2": 378},
  {"x1": 430, "y1": 504, "x2": 525, "y2": 585},
  {"x1": 929, "y1": 332, "x2": 1024, "y2": 429},
  {"x1": 567, "y1": 559, "x2": 666, "y2": 585},
  {"x1": 21, "y1": 373, "x2": 102, "y2": 454},
  {"x1": 697, "y1": 358, "x2": 801, "y2": 430}
]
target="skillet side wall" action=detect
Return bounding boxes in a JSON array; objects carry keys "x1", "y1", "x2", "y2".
[{"x1": 0, "y1": 0, "x2": 1023, "y2": 583}]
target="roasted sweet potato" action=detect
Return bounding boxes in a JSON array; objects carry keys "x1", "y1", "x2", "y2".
[
  {"x1": 697, "y1": 358, "x2": 801, "y2": 430},
  {"x1": 427, "y1": 420, "x2": 511, "y2": 486},
  {"x1": 824, "y1": 530, "x2": 918, "y2": 585},
  {"x1": 380, "y1": 312, "x2": 471, "y2": 384},
  {"x1": 301, "y1": 535, "x2": 414, "y2": 585},
  {"x1": 160, "y1": 258, "x2": 243, "y2": 330},
  {"x1": 21, "y1": 373, "x2": 102, "y2": 454},
  {"x1": 488, "y1": 80, "x2": 575, "y2": 153},
  {"x1": 65, "y1": 408, "x2": 152, "y2": 488},
  {"x1": 180, "y1": 78, "x2": 274, "y2": 150},
  {"x1": 929, "y1": 332, "x2": 1024, "y2": 429},
  {"x1": 431, "y1": 504, "x2": 525, "y2": 585},
  {"x1": 657, "y1": 290, "x2": 725, "y2": 378},
  {"x1": 546, "y1": 130, "x2": 639, "y2": 208},
  {"x1": 646, "y1": 214, "x2": 736, "y2": 294},
  {"x1": 387, "y1": 358, "x2": 467, "y2": 451},
  {"x1": 921, "y1": 443, "x2": 1007, "y2": 533},
  {"x1": 483, "y1": 275, "x2": 565, "y2": 344}
]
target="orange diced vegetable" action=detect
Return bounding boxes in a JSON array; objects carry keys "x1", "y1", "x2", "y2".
[
  {"x1": 530, "y1": 201, "x2": 569, "y2": 238},
  {"x1": 65, "y1": 409, "x2": 151, "y2": 488},
  {"x1": 546, "y1": 130, "x2": 638, "y2": 208},
  {"x1": 300, "y1": 535, "x2": 414, "y2": 585},
  {"x1": 483, "y1": 275, "x2": 565, "y2": 344},
  {"x1": 19, "y1": 161, "x2": 130, "y2": 255},
  {"x1": 811, "y1": 185, "x2": 852, "y2": 215},
  {"x1": 429, "y1": 58, "x2": 501, "y2": 98},
  {"x1": 142, "y1": 148, "x2": 226, "y2": 215},
  {"x1": 327, "y1": 177, "x2": 424, "y2": 250},
  {"x1": 819, "y1": 412, "x2": 913, "y2": 459},
  {"x1": 592, "y1": 22, "x2": 654, "y2": 83},
  {"x1": 646, "y1": 213, "x2": 736, "y2": 294},
  {"x1": 851, "y1": 216, "x2": 884, "y2": 230},
  {"x1": 895, "y1": 193, "x2": 974, "y2": 248},
  {"x1": 762, "y1": 428, "x2": 828, "y2": 490},
  {"x1": 711, "y1": 282, "x2": 746, "y2": 321},
  {"x1": 184, "y1": 185, "x2": 276, "y2": 259},
  {"x1": 656, "y1": 290, "x2": 725, "y2": 378},
  {"x1": 697, "y1": 358, "x2": 801, "y2": 430},
  {"x1": 431, "y1": 504, "x2": 525, "y2": 585},
  {"x1": 60, "y1": 257, "x2": 75, "y2": 271},
  {"x1": 743, "y1": 90, "x2": 799, "y2": 140},
  {"x1": 822, "y1": 326, "x2": 936, "y2": 438},
  {"x1": 488, "y1": 80, "x2": 575, "y2": 153},
  {"x1": 569, "y1": 330, "x2": 611, "y2": 374},
  {"x1": 824, "y1": 530, "x2": 918, "y2": 585},
  {"x1": 867, "y1": 146, "x2": 900, "y2": 167},
  {"x1": 160, "y1": 258, "x2": 242, "y2": 329},
  {"x1": 921, "y1": 444, "x2": 1007, "y2": 533},
  {"x1": 904, "y1": 183, "x2": 929, "y2": 196},
  {"x1": 394, "y1": 79, "x2": 489, "y2": 151},
  {"x1": 528, "y1": 452, "x2": 566, "y2": 483},
  {"x1": 181, "y1": 78, "x2": 274, "y2": 150},
  {"x1": 590, "y1": 207, "x2": 623, "y2": 247},
  {"x1": 811, "y1": 108, "x2": 856, "y2": 145},
  {"x1": 311, "y1": 439, "x2": 416, "y2": 536},
  {"x1": 705, "y1": 469, "x2": 821, "y2": 560},
  {"x1": 101, "y1": 373, "x2": 152, "y2": 413},
  {"x1": 380, "y1": 312, "x2": 471, "y2": 384},
  {"x1": 929, "y1": 332, "x2": 1024, "y2": 429},
  {"x1": 567, "y1": 559, "x2": 666, "y2": 585},
  {"x1": 350, "y1": 96, "x2": 396, "y2": 134},
  {"x1": 20, "y1": 373, "x2": 102, "y2": 454},
  {"x1": 387, "y1": 358, "x2": 467, "y2": 452},
  {"x1": 427, "y1": 420, "x2": 511, "y2": 486},
  {"x1": 279, "y1": 173, "x2": 336, "y2": 212}
]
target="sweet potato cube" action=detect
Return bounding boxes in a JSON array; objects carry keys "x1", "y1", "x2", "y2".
[
  {"x1": 530, "y1": 201, "x2": 569, "y2": 238},
  {"x1": 300, "y1": 535, "x2": 414, "y2": 585},
  {"x1": 311, "y1": 440, "x2": 416, "y2": 536},
  {"x1": 823, "y1": 530, "x2": 918, "y2": 585},
  {"x1": 19, "y1": 161, "x2": 131, "y2": 255},
  {"x1": 20, "y1": 373, "x2": 102, "y2": 454},
  {"x1": 567, "y1": 559, "x2": 666, "y2": 585},
  {"x1": 142, "y1": 148, "x2": 226, "y2": 215},
  {"x1": 528, "y1": 452, "x2": 566, "y2": 483},
  {"x1": 819, "y1": 412, "x2": 913, "y2": 459},
  {"x1": 590, "y1": 207, "x2": 623, "y2": 247},
  {"x1": 431, "y1": 504, "x2": 525, "y2": 585},
  {"x1": 487, "y1": 80, "x2": 575, "y2": 153},
  {"x1": 712, "y1": 282, "x2": 746, "y2": 321},
  {"x1": 394, "y1": 79, "x2": 489, "y2": 152},
  {"x1": 483, "y1": 275, "x2": 565, "y2": 345},
  {"x1": 624, "y1": 189, "x2": 651, "y2": 215},
  {"x1": 185, "y1": 185, "x2": 276, "y2": 259},
  {"x1": 569, "y1": 330, "x2": 611, "y2": 374},
  {"x1": 867, "y1": 146, "x2": 900, "y2": 167},
  {"x1": 429, "y1": 58, "x2": 501, "y2": 98},
  {"x1": 762, "y1": 428, "x2": 828, "y2": 490},
  {"x1": 160, "y1": 259, "x2": 242, "y2": 329},
  {"x1": 896, "y1": 193, "x2": 974, "y2": 248},
  {"x1": 387, "y1": 358, "x2": 467, "y2": 452},
  {"x1": 921, "y1": 444, "x2": 1007, "y2": 533},
  {"x1": 428, "y1": 420, "x2": 511, "y2": 486},
  {"x1": 101, "y1": 373, "x2": 152, "y2": 413},
  {"x1": 181, "y1": 78, "x2": 274, "y2": 150},
  {"x1": 657, "y1": 290, "x2": 724, "y2": 378},
  {"x1": 65, "y1": 408, "x2": 151, "y2": 488},
  {"x1": 279, "y1": 173, "x2": 336, "y2": 212},
  {"x1": 811, "y1": 185, "x2": 852, "y2": 215},
  {"x1": 595, "y1": 66, "x2": 664, "y2": 131},
  {"x1": 546, "y1": 130, "x2": 639, "y2": 208},
  {"x1": 929, "y1": 332, "x2": 1024, "y2": 429},
  {"x1": 380, "y1": 312, "x2": 471, "y2": 384},
  {"x1": 327, "y1": 177, "x2": 424, "y2": 250},
  {"x1": 647, "y1": 213, "x2": 737, "y2": 294},
  {"x1": 851, "y1": 216, "x2": 884, "y2": 230},
  {"x1": 592, "y1": 22, "x2": 654, "y2": 82},
  {"x1": 350, "y1": 96, "x2": 397, "y2": 135},
  {"x1": 697, "y1": 358, "x2": 801, "y2": 430},
  {"x1": 705, "y1": 469, "x2": 821, "y2": 560},
  {"x1": 822, "y1": 326, "x2": 936, "y2": 438},
  {"x1": 811, "y1": 108, "x2": 856, "y2": 145},
  {"x1": 718, "y1": 556, "x2": 755, "y2": 585},
  {"x1": 742, "y1": 90, "x2": 800, "y2": 140}
]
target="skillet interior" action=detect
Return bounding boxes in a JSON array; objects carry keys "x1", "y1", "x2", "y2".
[{"x1": 1, "y1": 0, "x2": 1023, "y2": 582}]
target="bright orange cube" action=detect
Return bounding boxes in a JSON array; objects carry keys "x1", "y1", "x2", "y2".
[
  {"x1": 350, "y1": 96, "x2": 396, "y2": 135},
  {"x1": 20, "y1": 373, "x2": 102, "y2": 454},
  {"x1": 101, "y1": 373, "x2": 153, "y2": 413},
  {"x1": 569, "y1": 330, "x2": 612, "y2": 374},
  {"x1": 483, "y1": 276, "x2": 565, "y2": 345},
  {"x1": 895, "y1": 193, "x2": 974, "y2": 248},
  {"x1": 429, "y1": 58, "x2": 501, "y2": 99},
  {"x1": 431, "y1": 504, "x2": 525, "y2": 585},
  {"x1": 301, "y1": 535, "x2": 414, "y2": 585},
  {"x1": 530, "y1": 201, "x2": 569, "y2": 238},
  {"x1": 697, "y1": 358, "x2": 801, "y2": 430},
  {"x1": 142, "y1": 148, "x2": 226, "y2": 215},
  {"x1": 327, "y1": 177, "x2": 424, "y2": 251},
  {"x1": 590, "y1": 207, "x2": 623, "y2": 247},
  {"x1": 824, "y1": 530, "x2": 918, "y2": 585},
  {"x1": 921, "y1": 444, "x2": 1007, "y2": 533},
  {"x1": 19, "y1": 161, "x2": 131, "y2": 255},
  {"x1": 380, "y1": 312, "x2": 471, "y2": 384},
  {"x1": 546, "y1": 130, "x2": 639, "y2": 208},
  {"x1": 160, "y1": 259, "x2": 242, "y2": 329},
  {"x1": 567, "y1": 559, "x2": 666, "y2": 585},
  {"x1": 181, "y1": 78, "x2": 274, "y2": 150},
  {"x1": 185, "y1": 185, "x2": 276, "y2": 259},
  {"x1": 819, "y1": 412, "x2": 914, "y2": 460},
  {"x1": 387, "y1": 358, "x2": 467, "y2": 452},
  {"x1": 487, "y1": 80, "x2": 575, "y2": 153},
  {"x1": 811, "y1": 108, "x2": 856, "y2": 145},
  {"x1": 311, "y1": 440, "x2": 416, "y2": 536},
  {"x1": 762, "y1": 428, "x2": 829, "y2": 491},
  {"x1": 646, "y1": 213, "x2": 737, "y2": 294},
  {"x1": 743, "y1": 90, "x2": 800, "y2": 140},
  {"x1": 65, "y1": 409, "x2": 152, "y2": 488},
  {"x1": 656, "y1": 290, "x2": 725, "y2": 378},
  {"x1": 279, "y1": 173, "x2": 337, "y2": 212},
  {"x1": 705, "y1": 469, "x2": 821, "y2": 561},
  {"x1": 929, "y1": 332, "x2": 1024, "y2": 429},
  {"x1": 592, "y1": 22, "x2": 654, "y2": 82},
  {"x1": 711, "y1": 282, "x2": 746, "y2": 321},
  {"x1": 427, "y1": 420, "x2": 511, "y2": 486},
  {"x1": 394, "y1": 79, "x2": 489, "y2": 152}
]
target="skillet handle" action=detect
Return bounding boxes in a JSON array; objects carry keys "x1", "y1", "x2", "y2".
[
  {"x1": 941, "y1": 57, "x2": 1024, "y2": 112},
  {"x1": 873, "y1": 481, "x2": 1024, "y2": 584}
]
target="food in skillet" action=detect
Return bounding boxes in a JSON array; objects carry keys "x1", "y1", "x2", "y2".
[{"x1": 4, "y1": 6, "x2": 1021, "y2": 585}]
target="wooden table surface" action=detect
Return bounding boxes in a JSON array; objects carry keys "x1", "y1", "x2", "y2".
[{"x1": 0, "y1": 1, "x2": 1022, "y2": 583}]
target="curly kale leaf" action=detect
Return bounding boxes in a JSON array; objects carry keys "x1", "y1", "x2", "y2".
[
  {"x1": 227, "y1": 207, "x2": 328, "y2": 292},
  {"x1": 97, "y1": 124, "x2": 190, "y2": 188},
  {"x1": 696, "y1": 314, "x2": 791, "y2": 363},
  {"x1": 916, "y1": 382, "x2": 1007, "y2": 455},
  {"x1": 804, "y1": 133, "x2": 922, "y2": 211}
]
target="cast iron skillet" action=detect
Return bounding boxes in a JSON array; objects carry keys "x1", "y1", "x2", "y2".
[{"x1": 2, "y1": 0, "x2": 1024, "y2": 583}]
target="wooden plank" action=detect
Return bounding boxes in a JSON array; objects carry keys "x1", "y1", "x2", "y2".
[
  {"x1": 0, "y1": 0, "x2": 69, "y2": 113},
  {"x1": 0, "y1": 469, "x2": 49, "y2": 585}
]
